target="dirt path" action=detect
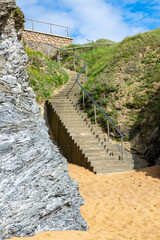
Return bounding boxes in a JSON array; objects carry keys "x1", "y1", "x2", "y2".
[{"x1": 9, "y1": 164, "x2": 160, "y2": 240}]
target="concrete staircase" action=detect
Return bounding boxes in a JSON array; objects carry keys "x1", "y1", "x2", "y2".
[{"x1": 46, "y1": 69, "x2": 148, "y2": 174}]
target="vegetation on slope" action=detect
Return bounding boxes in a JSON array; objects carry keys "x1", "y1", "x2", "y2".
[
  {"x1": 62, "y1": 30, "x2": 160, "y2": 164},
  {"x1": 26, "y1": 47, "x2": 69, "y2": 102},
  {"x1": 83, "y1": 29, "x2": 160, "y2": 129},
  {"x1": 64, "y1": 38, "x2": 115, "y2": 48}
]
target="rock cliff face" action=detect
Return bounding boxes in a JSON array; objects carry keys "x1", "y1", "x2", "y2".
[{"x1": 0, "y1": 1, "x2": 87, "y2": 239}]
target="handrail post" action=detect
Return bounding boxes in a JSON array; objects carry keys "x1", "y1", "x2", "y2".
[
  {"x1": 85, "y1": 65, "x2": 88, "y2": 82},
  {"x1": 73, "y1": 50, "x2": 75, "y2": 70},
  {"x1": 50, "y1": 24, "x2": 52, "y2": 34},
  {"x1": 83, "y1": 91, "x2": 85, "y2": 110},
  {"x1": 121, "y1": 137, "x2": 124, "y2": 160},
  {"x1": 94, "y1": 105, "x2": 97, "y2": 124},
  {"x1": 32, "y1": 20, "x2": 34, "y2": 31},
  {"x1": 47, "y1": 45, "x2": 50, "y2": 58},
  {"x1": 67, "y1": 27, "x2": 69, "y2": 37},
  {"x1": 57, "y1": 50, "x2": 60, "y2": 63},
  {"x1": 107, "y1": 120, "x2": 110, "y2": 141}
]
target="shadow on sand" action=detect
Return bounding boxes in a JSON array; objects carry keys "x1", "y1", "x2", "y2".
[{"x1": 137, "y1": 166, "x2": 160, "y2": 179}]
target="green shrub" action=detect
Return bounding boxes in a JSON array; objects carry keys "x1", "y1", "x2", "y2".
[
  {"x1": 12, "y1": 7, "x2": 25, "y2": 30},
  {"x1": 26, "y1": 48, "x2": 69, "y2": 102}
]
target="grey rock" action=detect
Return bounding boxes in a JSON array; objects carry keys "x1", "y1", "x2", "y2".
[{"x1": 0, "y1": 1, "x2": 87, "y2": 239}]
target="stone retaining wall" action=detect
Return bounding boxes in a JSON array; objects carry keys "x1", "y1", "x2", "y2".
[
  {"x1": 46, "y1": 101, "x2": 88, "y2": 168},
  {"x1": 22, "y1": 29, "x2": 73, "y2": 55}
]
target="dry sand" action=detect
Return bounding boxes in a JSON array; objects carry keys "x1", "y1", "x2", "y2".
[{"x1": 8, "y1": 164, "x2": 160, "y2": 240}]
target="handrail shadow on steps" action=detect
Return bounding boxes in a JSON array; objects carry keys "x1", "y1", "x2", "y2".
[{"x1": 47, "y1": 43, "x2": 125, "y2": 160}]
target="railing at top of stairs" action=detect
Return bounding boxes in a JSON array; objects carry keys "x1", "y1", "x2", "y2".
[
  {"x1": 47, "y1": 43, "x2": 125, "y2": 160},
  {"x1": 25, "y1": 18, "x2": 70, "y2": 38}
]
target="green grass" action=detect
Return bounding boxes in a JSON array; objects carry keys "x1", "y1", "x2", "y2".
[{"x1": 26, "y1": 47, "x2": 69, "y2": 102}]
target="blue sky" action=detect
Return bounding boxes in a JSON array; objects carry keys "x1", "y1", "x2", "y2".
[{"x1": 16, "y1": 0, "x2": 160, "y2": 43}]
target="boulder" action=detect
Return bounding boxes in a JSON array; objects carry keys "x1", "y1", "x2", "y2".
[{"x1": 0, "y1": 1, "x2": 87, "y2": 239}]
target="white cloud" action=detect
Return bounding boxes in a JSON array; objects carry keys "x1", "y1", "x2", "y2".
[{"x1": 16, "y1": 0, "x2": 153, "y2": 43}]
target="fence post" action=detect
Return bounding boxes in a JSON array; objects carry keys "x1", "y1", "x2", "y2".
[
  {"x1": 67, "y1": 27, "x2": 69, "y2": 37},
  {"x1": 32, "y1": 20, "x2": 34, "y2": 30},
  {"x1": 83, "y1": 91, "x2": 85, "y2": 110},
  {"x1": 121, "y1": 137, "x2": 124, "y2": 160},
  {"x1": 50, "y1": 24, "x2": 52, "y2": 34},
  {"x1": 107, "y1": 120, "x2": 110, "y2": 141}
]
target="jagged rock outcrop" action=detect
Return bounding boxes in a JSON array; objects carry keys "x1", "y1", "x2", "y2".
[{"x1": 0, "y1": 1, "x2": 87, "y2": 239}]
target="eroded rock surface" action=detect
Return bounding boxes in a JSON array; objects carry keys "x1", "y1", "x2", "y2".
[{"x1": 0, "y1": 1, "x2": 87, "y2": 239}]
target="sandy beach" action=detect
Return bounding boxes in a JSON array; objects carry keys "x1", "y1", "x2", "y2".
[{"x1": 8, "y1": 164, "x2": 160, "y2": 240}]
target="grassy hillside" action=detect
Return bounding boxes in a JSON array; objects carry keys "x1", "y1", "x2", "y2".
[
  {"x1": 83, "y1": 29, "x2": 160, "y2": 128},
  {"x1": 64, "y1": 38, "x2": 115, "y2": 48},
  {"x1": 26, "y1": 47, "x2": 69, "y2": 102},
  {"x1": 62, "y1": 29, "x2": 160, "y2": 164}
]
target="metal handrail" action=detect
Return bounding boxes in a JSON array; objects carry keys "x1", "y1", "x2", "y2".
[
  {"x1": 25, "y1": 18, "x2": 70, "y2": 37},
  {"x1": 47, "y1": 43, "x2": 125, "y2": 159}
]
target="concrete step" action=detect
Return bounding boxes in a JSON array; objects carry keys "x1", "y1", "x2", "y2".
[
  {"x1": 68, "y1": 96, "x2": 80, "y2": 99},
  {"x1": 84, "y1": 152, "x2": 111, "y2": 158},
  {"x1": 87, "y1": 156, "x2": 118, "y2": 162},
  {"x1": 65, "y1": 85, "x2": 80, "y2": 89},
  {"x1": 52, "y1": 103, "x2": 75, "y2": 107},
  {"x1": 66, "y1": 126, "x2": 92, "y2": 132},
  {"x1": 88, "y1": 156, "x2": 121, "y2": 162},
  {"x1": 69, "y1": 99, "x2": 80, "y2": 104},
  {"x1": 58, "y1": 111, "x2": 86, "y2": 116},
  {"x1": 95, "y1": 167, "x2": 134, "y2": 174},
  {"x1": 75, "y1": 140, "x2": 103, "y2": 146},
  {"x1": 71, "y1": 133, "x2": 95, "y2": 139},
  {"x1": 65, "y1": 121, "x2": 88, "y2": 126},
  {"x1": 90, "y1": 159, "x2": 133, "y2": 167},
  {"x1": 82, "y1": 148, "x2": 107, "y2": 154},
  {"x1": 59, "y1": 118, "x2": 87, "y2": 124},
  {"x1": 54, "y1": 109, "x2": 79, "y2": 113},
  {"x1": 64, "y1": 90, "x2": 79, "y2": 95},
  {"x1": 94, "y1": 163, "x2": 134, "y2": 171},
  {"x1": 52, "y1": 101, "x2": 71, "y2": 105},
  {"x1": 60, "y1": 89, "x2": 80, "y2": 93},
  {"x1": 87, "y1": 152, "x2": 112, "y2": 158},
  {"x1": 58, "y1": 114, "x2": 88, "y2": 120},
  {"x1": 54, "y1": 92, "x2": 79, "y2": 96},
  {"x1": 61, "y1": 119, "x2": 88, "y2": 124}
]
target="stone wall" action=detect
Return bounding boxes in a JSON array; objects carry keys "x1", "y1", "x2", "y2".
[
  {"x1": 0, "y1": 1, "x2": 87, "y2": 239},
  {"x1": 46, "y1": 101, "x2": 89, "y2": 168},
  {"x1": 23, "y1": 29, "x2": 73, "y2": 55}
]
